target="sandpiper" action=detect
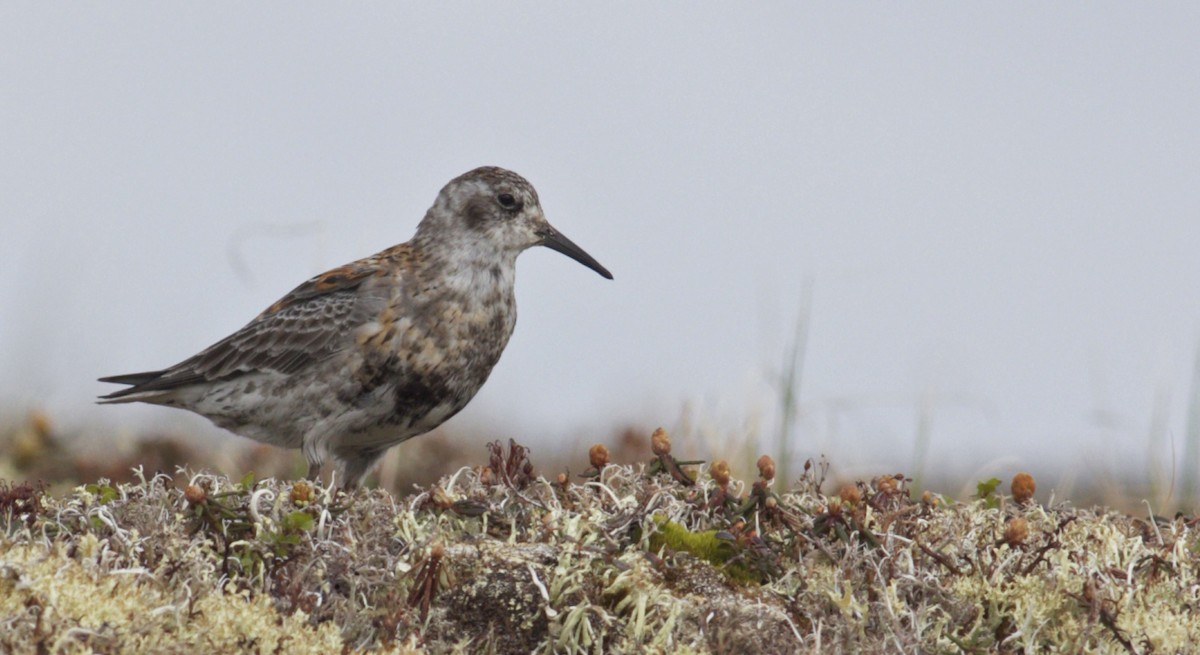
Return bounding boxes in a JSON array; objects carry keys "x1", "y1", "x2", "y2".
[{"x1": 99, "y1": 166, "x2": 612, "y2": 488}]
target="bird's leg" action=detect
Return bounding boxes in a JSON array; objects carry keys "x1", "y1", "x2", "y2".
[{"x1": 339, "y1": 447, "x2": 386, "y2": 492}]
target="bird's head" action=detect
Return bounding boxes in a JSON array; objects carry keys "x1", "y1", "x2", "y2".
[{"x1": 418, "y1": 166, "x2": 613, "y2": 280}]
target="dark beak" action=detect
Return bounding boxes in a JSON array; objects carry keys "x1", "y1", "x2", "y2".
[{"x1": 538, "y1": 227, "x2": 613, "y2": 280}]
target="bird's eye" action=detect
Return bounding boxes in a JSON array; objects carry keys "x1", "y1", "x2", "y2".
[{"x1": 497, "y1": 193, "x2": 520, "y2": 211}]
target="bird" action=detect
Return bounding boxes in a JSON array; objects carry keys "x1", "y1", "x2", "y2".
[{"x1": 98, "y1": 166, "x2": 612, "y2": 488}]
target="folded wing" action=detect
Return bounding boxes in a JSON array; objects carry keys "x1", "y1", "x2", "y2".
[{"x1": 98, "y1": 261, "x2": 384, "y2": 403}]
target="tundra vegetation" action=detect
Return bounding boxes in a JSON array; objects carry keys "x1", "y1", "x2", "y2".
[{"x1": 1, "y1": 426, "x2": 1197, "y2": 654}]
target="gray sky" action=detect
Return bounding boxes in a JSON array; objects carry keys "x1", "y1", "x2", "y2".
[{"x1": 2, "y1": 4, "x2": 1198, "y2": 480}]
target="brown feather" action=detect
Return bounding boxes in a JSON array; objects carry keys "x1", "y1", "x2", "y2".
[{"x1": 99, "y1": 253, "x2": 402, "y2": 400}]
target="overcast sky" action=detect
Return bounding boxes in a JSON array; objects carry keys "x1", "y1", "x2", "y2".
[{"x1": 2, "y1": 4, "x2": 1198, "y2": 483}]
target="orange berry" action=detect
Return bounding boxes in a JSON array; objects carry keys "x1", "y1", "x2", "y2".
[
  {"x1": 1004, "y1": 517, "x2": 1029, "y2": 545},
  {"x1": 711, "y1": 460, "x2": 731, "y2": 487},
  {"x1": 650, "y1": 427, "x2": 671, "y2": 456},
  {"x1": 757, "y1": 455, "x2": 776, "y2": 481},
  {"x1": 1011, "y1": 472, "x2": 1036, "y2": 504},
  {"x1": 839, "y1": 483, "x2": 862, "y2": 505},
  {"x1": 289, "y1": 481, "x2": 315, "y2": 505},
  {"x1": 184, "y1": 484, "x2": 207, "y2": 505},
  {"x1": 588, "y1": 443, "x2": 610, "y2": 469}
]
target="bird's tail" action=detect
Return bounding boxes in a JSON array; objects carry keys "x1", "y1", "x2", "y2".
[{"x1": 97, "y1": 370, "x2": 168, "y2": 404}]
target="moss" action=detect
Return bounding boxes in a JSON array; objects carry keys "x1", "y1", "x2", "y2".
[{"x1": 648, "y1": 518, "x2": 762, "y2": 583}]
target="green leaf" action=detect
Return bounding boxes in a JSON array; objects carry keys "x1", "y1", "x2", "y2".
[
  {"x1": 239, "y1": 471, "x2": 257, "y2": 490},
  {"x1": 975, "y1": 477, "x2": 1001, "y2": 509},
  {"x1": 85, "y1": 483, "x2": 119, "y2": 504},
  {"x1": 283, "y1": 510, "x2": 314, "y2": 532}
]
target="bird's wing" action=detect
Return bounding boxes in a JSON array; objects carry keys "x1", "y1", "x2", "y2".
[{"x1": 98, "y1": 259, "x2": 388, "y2": 400}]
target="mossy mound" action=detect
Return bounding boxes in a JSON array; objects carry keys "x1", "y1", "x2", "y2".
[{"x1": 1, "y1": 457, "x2": 1197, "y2": 653}]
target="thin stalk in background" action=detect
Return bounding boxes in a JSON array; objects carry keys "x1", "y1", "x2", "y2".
[
  {"x1": 1180, "y1": 339, "x2": 1200, "y2": 509},
  {"x1": 777, "y1": 276, "x2": 813, "y2": 488},
  {"x1": 1145, "y1": 381, "x2": 1171, "y2": 511},
  {"x1": 911, "y1": 388, "x2": 935, "y2": 497}
]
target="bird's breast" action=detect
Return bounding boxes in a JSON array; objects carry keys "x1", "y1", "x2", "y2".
[{"x1": 342, "y1": 282, "x2": 517, "y2": 431}]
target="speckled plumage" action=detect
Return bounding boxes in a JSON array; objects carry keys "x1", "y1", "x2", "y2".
[{"x1": 99, "y1": 167, "x2": 612, "y2": 488}]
